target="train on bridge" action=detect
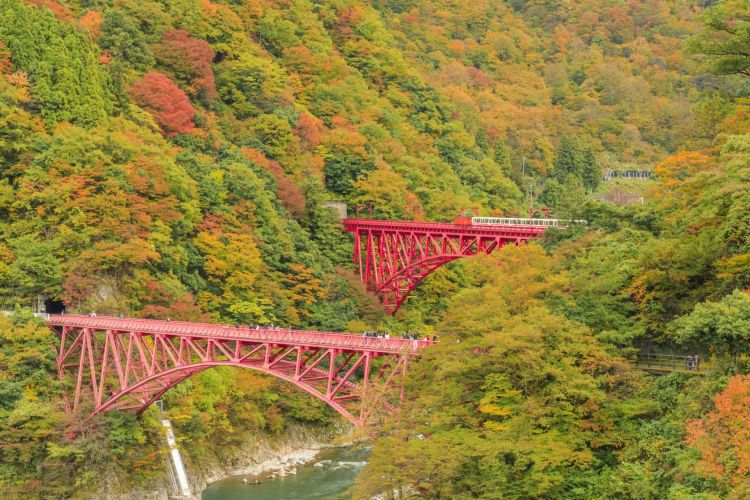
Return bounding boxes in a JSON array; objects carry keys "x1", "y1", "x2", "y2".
[{"x1": 343, "y1": 213, "x2": 581, "y2": 314}]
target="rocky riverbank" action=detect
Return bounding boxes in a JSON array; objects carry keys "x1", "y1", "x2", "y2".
[{"x1": 93, "y1": 423, "x2": 353, "y2": 499}]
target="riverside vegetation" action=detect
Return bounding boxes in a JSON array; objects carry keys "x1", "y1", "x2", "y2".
[{"x1": 1, "y1": 0, "x2": 750, "y2": 497}]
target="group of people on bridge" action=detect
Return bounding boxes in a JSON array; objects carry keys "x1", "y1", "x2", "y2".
[{"x1": 361, "y1": 331, "x2": 437, "y2": 341}]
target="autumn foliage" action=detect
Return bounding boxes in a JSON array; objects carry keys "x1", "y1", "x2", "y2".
[
  {"x1": 155, "y1": 29, "x2": 216, "y2": 99},
  {"x1": 5, "y1": 0, "x2": 750, "y2": 496},
  {"x1": 128, "y1": 71, "x2": 195, "y2": 136},
  {"x1": 0, "y1": 41, "x2": 11, "y2": 74},
  {"x1": 687, "y1": 375, "x2": 750, "y2": 484},
  {"x1": 78, "y1": 10, "x2": 102, "y2": 38},
  {"x1": 242, "y1": 148, "x2": 306, "y2": 217},
  {"x1": 294, "y1": 112, "x2": 323, "y2": 150},
  {"x1": 26, "y1": 0, "x2": 73, "y2": 21},
  {"x1": 653, "y1": 150, "x2": 713, "y2": 193},
  {"x1": 139, "y1": 281, "x2": 209, "y2": 322}
]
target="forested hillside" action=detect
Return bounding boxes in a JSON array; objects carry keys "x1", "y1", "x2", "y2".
[{"x1": 1, "y1": 0, "x2": 750, "y2": 497}]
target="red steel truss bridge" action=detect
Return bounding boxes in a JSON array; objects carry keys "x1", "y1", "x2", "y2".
[
  {"x1": 343, "y1": 216, "x2": 575, "y2": 314},
  {"x1": 48, "y1": 314, "x2": 434, "y2": 427}
]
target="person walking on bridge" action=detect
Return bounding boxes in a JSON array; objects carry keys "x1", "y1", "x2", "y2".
[{"x1": 686, "y1": 355, "x2": 699, "y2": 371}]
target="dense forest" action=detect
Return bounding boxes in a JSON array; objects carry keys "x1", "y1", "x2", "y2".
[{"x1": 1, "y1": 0, "x2": 750, "y2": 497}]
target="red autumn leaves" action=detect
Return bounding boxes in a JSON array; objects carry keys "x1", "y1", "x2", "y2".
[
  {"x1": 129, "y1": 71, "x2": 196, "y2": 136},
  {"x1": 128, "y1": 30, "x2": 216, "y2": 137},
  {"x1": 155, "y1": 29, "x2": 217, "y2": 100},
  {"x1": 130, "y1": 71, "x2": 195, "y2": 137}
]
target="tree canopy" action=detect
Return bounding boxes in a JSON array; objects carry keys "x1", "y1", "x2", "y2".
[{"x1": 1, "y1": 0, "x2": 750, "y2": 496}]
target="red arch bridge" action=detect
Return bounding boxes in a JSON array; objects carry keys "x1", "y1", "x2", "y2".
[
  {"x1": 343, "y1": 216, "x2": 576, "y2": 314},
  {"x1": 48, "y1": 315, "x2": 434, "y2": 427}
]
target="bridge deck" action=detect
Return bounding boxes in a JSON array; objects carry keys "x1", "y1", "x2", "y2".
[
  {"x1": 47, "y1": 315, "x2": 433, "y2": 354},
  {"x1": 635, "y1": 353, "x2": 703, "y2": 374},
  {"x1": 342, "y1": 219, "x2": 547, "y2": 238}
]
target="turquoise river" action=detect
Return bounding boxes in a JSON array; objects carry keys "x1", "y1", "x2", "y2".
[{"x1": 201, "y1": 446, "x2": 370, "y2": 500}]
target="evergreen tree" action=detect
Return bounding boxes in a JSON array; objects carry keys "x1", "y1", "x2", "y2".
[
  {"x1": 99, "y1": 9, "x2": 155, "y2": 70},
  {"x1": 558, "y1": 174, "x2": 587, "y2": 216},
  {"x1": 475, "y1": 126, "x2": 490, "y2": 153},
  {"x1": 493, "y1": 139, "x2": 513, "y2": 176},
  {"x1": 323, "y1": 154, "x2": 375, "y2": 198},
  {"x1": 539, "y1": 178, "x2": 564, "y2": 209},
  {"x1": 582, "y1": 148, "x2": 600, "y2": 191},
  {"x1": 0, "y1": 0, "x2": 110, "y2": 126},
  {"x1": 553, "y1": 135, "x2": 586, "y2": 182}
]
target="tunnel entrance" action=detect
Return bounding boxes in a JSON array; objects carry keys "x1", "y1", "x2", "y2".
[{"x1": 44, "y1": 299, "x2": 65, "y2": 314}]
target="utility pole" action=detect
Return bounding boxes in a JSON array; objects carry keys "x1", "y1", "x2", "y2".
[
  {"x1": 521, "y1": 156, "x2": 532, "y2": 208},
  {"x1": 529, "y1": 181, "x2": 534, "y2": 208}
]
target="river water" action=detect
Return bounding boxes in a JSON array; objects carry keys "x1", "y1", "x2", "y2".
[{"x1": 201, "y1": 446, "x2": 369, "y2": 500}]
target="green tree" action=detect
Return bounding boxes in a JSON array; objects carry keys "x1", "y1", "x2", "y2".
[
  {"x1": 355, "y1": 247, "x2": 645, "y2": 498},
  {"x1": 215, "y1": 53, "x2": 287, "y2": 118},
  {"x1": 323, "y1": 153, "x2": 375, "y2": 198},
  {"x1": 0, "y1": 0, "x2": 110, "y2": 126},
  {"x1": 670, "y1": 290, "x2": 750, "y2": 366},
  {"x1": 554, "y1": 136, "x2": 586, "y2": 181},
  {"x1": 0, "y1": 74, "x2": 46, "y2": 172},
  {"x1": 493, "y1": 139, "x2": 513, "y2": 177},
  {"x1": 475, "y1": 126, "x2": 490, "y2": 153},
  {"x1": 689, "y1": 0, "x2": 750, "y2": 77},
  {"x1": 354, "y1": 164, "x2": 413, "y2": 219},
  {"x1": 250, "y1": 113, "x2": 293, "y2": 159},
  {"x1": 0, "y1": 313, "x2": 64, "y2": 491},
  {"x1": 99, "y1": 9, "x2": 155, "y2": 70},
  {"x1": 582, "y1": 148, "x2": 600, "y2": 191},
  {"x1": 256, "y1": 11, "x2": 301, "y2": 57},
  {"x1": 1, "y1": 235, "x2": 62, "y2": 299},
  {"x1": 539, "y1": 178, "x2": 564, "y2": 208}
]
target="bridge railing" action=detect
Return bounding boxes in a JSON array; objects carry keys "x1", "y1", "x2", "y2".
[
  {"x1": 470, "y1": 217, "x2": 587, "y2": 228},
  {"x1": 46, "y1": 315, "x2": 436, "y2": 353},
  {"x1": 603, "y1": 169, "x2": 653, "y2": 181},
  {"x1": 635, "y1": 352, "x2": 702, "y2": 373}
]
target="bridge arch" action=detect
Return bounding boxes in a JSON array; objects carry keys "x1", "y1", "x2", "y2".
[
  {"x1": 343, "y1": 219, "x2": 542, "y2": 314},
  {"x1": 376, "y1": 255, "x2": 462, "y2": 312},
  {"x1": 92, "y1": 362, "x2": 367, "y2": 425},
  {"x1": 49, "y1": 315, "x2": 427, "y2": 427}
]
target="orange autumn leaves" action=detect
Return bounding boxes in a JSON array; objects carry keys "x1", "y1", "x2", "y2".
[
  {"x1": 653, "y1": 150, "x2": 713, "y2": 193},
  {"x1": 0, "y1": 41, "x2": 10, "y2": 74},
  {"x1": 688, "y1": 375, "x2": 750, "y2": 485}
]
